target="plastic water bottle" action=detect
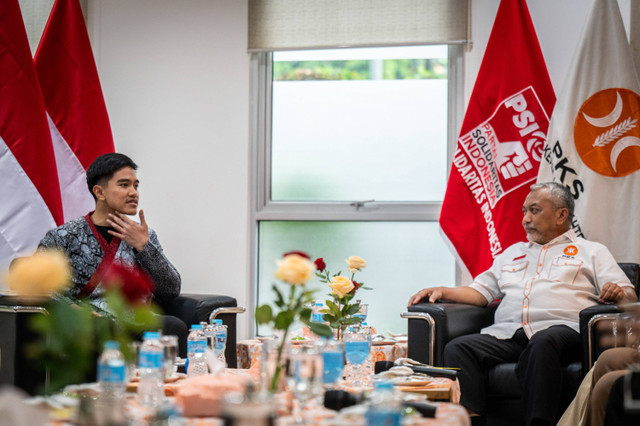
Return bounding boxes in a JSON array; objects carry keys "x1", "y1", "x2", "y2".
[
  {"x1": 312, "y1": 302, "x2": 324, "y2": 323},
  {"x1": 187, "y1": 324, "x2": 208, "y2": 376},
  {"x1": 213, "y1": 319, "x2": 228, "y2": 365},
  {"x1": 138, "y1": 331, "x2": 165, "y2": 407},
  {"x1": 201, "y1": 321, "x2": 216, "y2": 351},
  {"x1": 97, "y1": 340, "x2": 126, "y2": 425},
  {"x1": 365, "y1": 381, "x2": 401, "y2": 426}
]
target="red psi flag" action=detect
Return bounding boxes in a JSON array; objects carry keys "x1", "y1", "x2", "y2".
[
  {"x1": 35, "y1": 0, "x2": 115, "y2": 222},
  {"x1": 0, "y1": 0, "x2": 63, "y2": 270},
  {"x1": 440, "y1": 0, "x2": 556, "y2": 277}
]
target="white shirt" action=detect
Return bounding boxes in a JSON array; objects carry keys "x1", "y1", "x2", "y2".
[{"x1": 470, "y1": 229, "x2": 633, "y2": 339}]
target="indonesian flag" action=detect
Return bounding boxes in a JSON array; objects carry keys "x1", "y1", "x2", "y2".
[
  {"x1": 35, "y1": 0, "x2": 115, "y2": 222},
  {"x1": 440, "y1": 0, "x2": 556, "y2": 278},
  {"x1": 0, "y1": 0, "x2": 63, "y2": 270},
  {"x1": 537, "y1": 0, "x2": 640, "y2": 264}
]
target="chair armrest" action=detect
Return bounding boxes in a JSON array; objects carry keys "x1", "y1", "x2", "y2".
[
  {"x1": 579, "y1": 304, "x2": 624, "y2": 371},
  {"x1": 158, "y1": 294, "x2": 242, "y2": 368},
  {"x1": 402, "y1": 301, "x2": 496, "y2": 366}
]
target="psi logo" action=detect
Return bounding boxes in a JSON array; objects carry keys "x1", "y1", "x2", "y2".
[{"x1": 574, "y1": 88, "x2": 640, "y2": 177}]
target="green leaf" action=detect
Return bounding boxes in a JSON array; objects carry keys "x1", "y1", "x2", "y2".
[
  {"x1": 323, "y1": 314, "x2": 338, "y2": 323},
  {"x1": 344, "y1": 316, "x2": 363, "y2": 325},
  {"x1": 274, "y1": 311, "x2": 294, "y2": 330},
  {"x1": 308, "y1": 322, "x2": 333, "y2": 337},
  {"x1": 345, "y1": 304, "x2": 360, "y2": 316},
  {"x1": 255, "y1": 304, "x2": 273, "y2": 324},
  {"x1": 299, "y1": 307, "x2": 312, "y2": 322},
  {"x1": 300, "y1": 289, "x2": 316, "y2": 299},
  {"x1": 326, "y1": 300, "x2": 340, "y2": 315},
  {"x1": 272, "y1": 284, "x2": 285, "y2": 307}
]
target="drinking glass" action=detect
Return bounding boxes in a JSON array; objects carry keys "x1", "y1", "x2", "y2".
[
  {"x1": 127, "y1": 341, "x2": 141, "y2": 382},
  {"x1": 160, "y1": 335, "x2": 178, "y2": 379},
  {"x1": 286, "y1": 343, "x2": 322, "y2": 424},
  {"x1": 343, "y1": 327, "x2": 371, "y2": 387},
  {"x1": 320, "y1": 339, "x2": 344, "y2": 388}
]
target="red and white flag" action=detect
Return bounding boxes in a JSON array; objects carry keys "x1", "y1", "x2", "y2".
[
  {"x1": 35, "y1": 0, "x2": 115, "y2": 222},
  {"x1": 440, "y1": 0, "x2": 556, "y2": 278},
  {"x1": 0, "y1": 0, "x2": 63, "y2": 270},
  {"x1": 537, "y1": 0, "x2": 640, "y2": 264}
]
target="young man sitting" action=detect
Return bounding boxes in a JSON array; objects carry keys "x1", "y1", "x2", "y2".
[{"x1": 39, "y1": 153, "x2": 188, "y2": 355}]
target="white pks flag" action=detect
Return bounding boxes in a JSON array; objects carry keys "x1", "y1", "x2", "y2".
[{"x1": 537, "y1": 0, "x2": 640, "y2": 264}]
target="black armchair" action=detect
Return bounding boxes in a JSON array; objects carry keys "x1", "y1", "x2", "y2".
[
  {"x1": 401, "y1": 262, "x2": 640, "y2": 426},
  {"x1": 0, "y1": 293, "x2": 244, "y2": 395}
]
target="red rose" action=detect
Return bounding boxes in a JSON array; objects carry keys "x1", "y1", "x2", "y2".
[
  {"x1": 352, "y1": 280, "x2": 361, "y2": 291},
  {"x1": 314, "y1": 258, "x2": 326, "y2": 272},
  {"x1": 283, "y1": 251, "x2": 310, "y2": 259},
  {"x1": 101, "y1": 262, "x2": 155, "y2": 305}
]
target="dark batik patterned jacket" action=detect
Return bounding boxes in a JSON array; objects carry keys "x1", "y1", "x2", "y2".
[{"x1": 38, "y1": 216, "x2": 181, "y2": 308}]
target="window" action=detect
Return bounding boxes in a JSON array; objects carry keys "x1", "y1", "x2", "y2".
[{"x1": 251, "y1": 46, "x2": 464, "y2": 335}]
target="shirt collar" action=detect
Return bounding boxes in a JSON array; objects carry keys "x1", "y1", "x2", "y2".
[{"x1": 526, "y1": 228, "x2": 576, "y2": 248}]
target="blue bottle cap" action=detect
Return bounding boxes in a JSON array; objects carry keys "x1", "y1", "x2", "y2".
[
  {"x1": 191, "y1": 324, "x2": 203, "y2": 330},
  {"x1": 104, "y1": 340, "x2": 120, "y2": 350},
  {"x1": 144, "y1": 331, "x2": 160, "y2": 339}
]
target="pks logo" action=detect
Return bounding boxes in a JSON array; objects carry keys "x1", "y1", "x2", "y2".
[
  {"x1": 574, "y1": 88, "x2": 640, "y2": 177},
  {"x1": 563, "y1": 245, "x2": 578, "y2": 256}
]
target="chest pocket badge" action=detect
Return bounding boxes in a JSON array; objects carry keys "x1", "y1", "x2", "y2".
[
  {"x1": 548, "y1": 257, "x2": 583, "y2": 284},
  {"x1": 499, "y1": 261, "x2": 528, "y2": 288}
]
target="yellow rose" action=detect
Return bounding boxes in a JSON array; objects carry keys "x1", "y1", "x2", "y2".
[
  {"x1": 274, "y1": 254, "x2": 315, "y2": 285},
  {"x1": 4, "y1": 251, "x2": 72, "y2": 295},
  {"x1": 346, "y1": 256, "x2": 367, "y2": 273},
  {"x1": 329, "y1": 276, "x2": 355, "y2": 297}
]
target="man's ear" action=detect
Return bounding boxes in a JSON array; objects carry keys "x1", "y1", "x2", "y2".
[
  {"x1": 556, "y1": 207, "x2": 569, "y2": 226},
  {"x1": 92, "y1": 185, "x2": 106, "y2": 201}
]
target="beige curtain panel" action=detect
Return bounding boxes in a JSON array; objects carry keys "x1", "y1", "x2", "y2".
[{"x1": 248, "y1": 0, "x2": 470, "y2": 52}]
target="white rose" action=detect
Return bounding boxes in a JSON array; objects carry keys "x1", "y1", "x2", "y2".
[
  {"x1": 274, "y1": 254, "x2": 315, "y2": 285},
  {"x1": 346, "y1": 256, "x2": 367, "y2": 273},
  {"x1": 329, "y1": 276, "x2": 355, "y2": 298},
  {"x1": 5, "y1": 251, "x2": 71, "y2": 295}
]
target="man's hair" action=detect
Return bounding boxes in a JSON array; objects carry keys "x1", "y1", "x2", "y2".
[
  {"x1": 530, "y1": 182, "x2": 575, "y2": 222},
  {"x1": 86, "y1": 153, "x2": 138, "y2": 200}
]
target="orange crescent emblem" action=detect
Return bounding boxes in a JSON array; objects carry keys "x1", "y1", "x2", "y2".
[{"x1": 574, "y1": 88, "x2": 640, "y2": 177}]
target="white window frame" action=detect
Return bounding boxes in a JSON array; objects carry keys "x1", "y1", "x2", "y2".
[{"x1": 248, "y1": 46, "x2": 465, "y2": 336}]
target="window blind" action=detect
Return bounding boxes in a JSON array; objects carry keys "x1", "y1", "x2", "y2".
[{"x1": 248, "y1": 0, "x2": 470, "y2": 52}]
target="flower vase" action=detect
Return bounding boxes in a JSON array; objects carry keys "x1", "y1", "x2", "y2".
[{"x1": 259, "y1": 337, "x2": 288, "y2": 393}]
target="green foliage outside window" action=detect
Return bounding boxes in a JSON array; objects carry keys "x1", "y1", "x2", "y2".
[{"x1": 274, "y1": 58, "x2": 447, "y2": 81}]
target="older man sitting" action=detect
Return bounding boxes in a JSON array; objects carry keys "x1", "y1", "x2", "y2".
[{"x1": 408, "y1": 182, "x2": 637, "y2": 426}]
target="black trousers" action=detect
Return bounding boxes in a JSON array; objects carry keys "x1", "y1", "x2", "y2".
[
  {"x1": 443, "y1": 325, "x2": 581, "y2": 426},
  {"x1": 136, "y1": 314, "x2": 189, "y2": 358},
  {"x1": 160, "y1": 314, "x2": 189, "y2": 358}
]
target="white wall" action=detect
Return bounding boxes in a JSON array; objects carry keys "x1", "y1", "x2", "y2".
[
  {"x1": 87, "y1": 0, "x2": 632, "y2": 340},
  {"x1": 467, "y1": 0, "x2": 631, "y2": 101},
  {"x1": 89, "y1": 0, "x2": 251, "y2": 338}
]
